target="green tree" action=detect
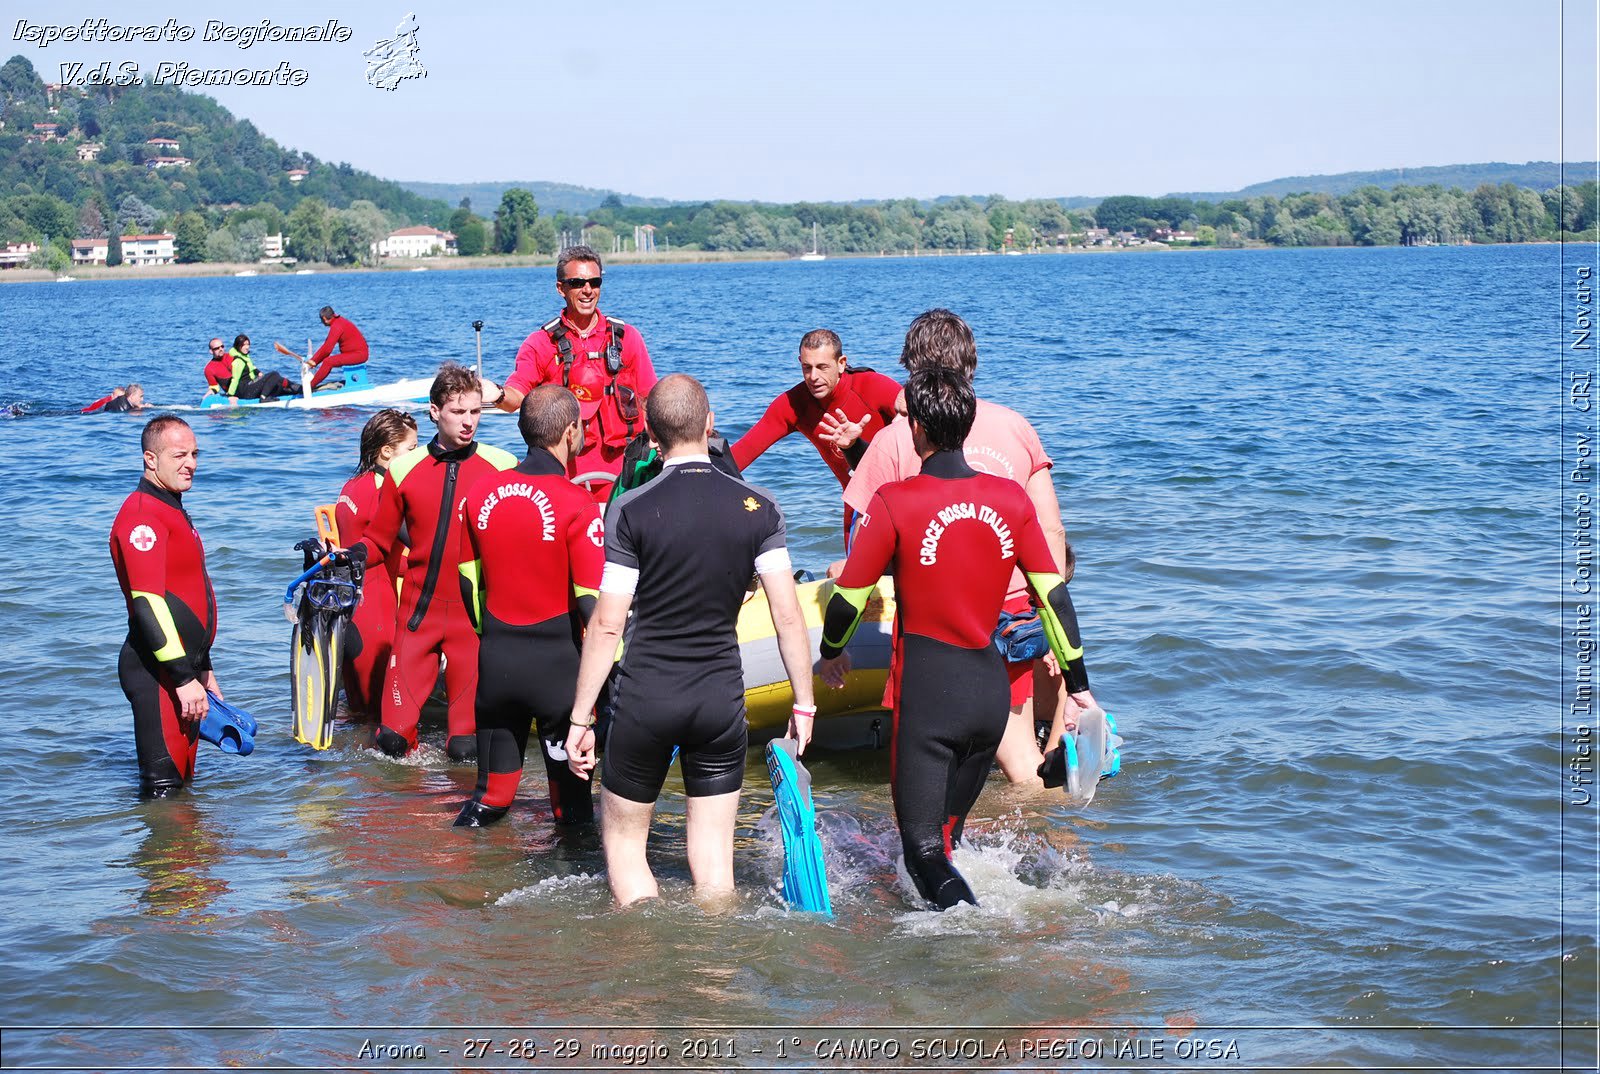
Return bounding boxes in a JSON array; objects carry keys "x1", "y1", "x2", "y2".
[
  {"x1": 174, "y1": 210, "x2": 208, "y2": 262},
  {"x1": 0, "y1": 56, "x2": 46, "y2": 105},
  {"x1": 106, "y1": 230, "x2": 122, "y2": 266},
  {"x1": 450, "y1": 208, "x2": 487, "y2": 256},
  {"x1": 494, "y1": 188, "x2": 539, "y2": 254},
  {"x1": 286, "y1": 197, "x2": 332, "y2": 262}
]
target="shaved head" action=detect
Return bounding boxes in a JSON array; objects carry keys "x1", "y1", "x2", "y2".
[{"x1": 645, "y1": 373, "x2": 711, "y2": 451}]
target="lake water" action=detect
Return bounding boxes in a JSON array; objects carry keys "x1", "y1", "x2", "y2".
[{"x1": 0, "y1": 245, "x2": 1590, "y2": 1072}]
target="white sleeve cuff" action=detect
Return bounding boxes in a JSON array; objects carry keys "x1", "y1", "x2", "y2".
[
  {"x1": 753, "y1": 546, "x2": 792, "y2": 576},
  {"x1": 599, "y1": 562, "x2": 639, "y2": 595}
]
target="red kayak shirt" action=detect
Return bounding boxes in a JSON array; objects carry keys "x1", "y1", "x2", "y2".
[
  {"x1": 732, "y1": 368, "x2": 902, "y2": 488},
  {"x1": 312, "y1": 317, "x2": 369, "y2": 365}
]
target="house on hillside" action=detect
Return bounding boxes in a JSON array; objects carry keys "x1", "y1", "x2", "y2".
[
  {"x1": 375, "y1": 226, "x2": 457, "y2": 258},
  {"x1": 1082, "y1": 227, "x2": 1111, "y2": 246},
  {"x1": 76, "y1": 143, "x2": 103, "y2": 162},
  {"x1": 146, "y1": 137, "x2": 181, "y2": 153},
  {"x1": 145, "y1": 156, "x2": 192, "y2": 170},
  {"x1": 286, "y1": 169, "x2": 309, "y2": 183},
  {"x1": 71, "y1": 238, "x2": 109, "y2": 265},
  {"x1": 121, "y1": 234, "x2": 176, "y2": 266},
  {"x1": 29, "y1": 122, "x2": 60, "y2": 142}
]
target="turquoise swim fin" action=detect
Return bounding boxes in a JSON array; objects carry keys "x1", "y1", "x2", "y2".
[{"x1": 765, "y1": 738, "x2": 832, "y2": 915}]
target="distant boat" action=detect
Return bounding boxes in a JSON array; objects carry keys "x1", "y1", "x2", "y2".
[
  {"x1": 799, "y1": 222, "x2": 825, "y2": 261},
  {"x1": 295, "y1": 268, "x2": 315, "y2": 275},
  {"x1": 54, "y1": 275, "x2": 75, "y2": 282},
  {"x1": 410, "y1": 266, "x2": 428, "y2": 272},
  {"x1": 235, "y1": 269, "x2": 258, "y2": 277}
]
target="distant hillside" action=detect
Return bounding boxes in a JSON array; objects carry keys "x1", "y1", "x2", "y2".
[
  {"x1": 0, "y1": 54, "x2": 450, "y2": 227},
  {"x1": 398, "y1": 180, "x2": 675, "y2": 216},
  {"x1": 1170, "y1": 161, "x2": 1596, "y2": 203}
]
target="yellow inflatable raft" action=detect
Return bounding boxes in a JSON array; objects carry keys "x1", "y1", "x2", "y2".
[{"x1": 738, "y1": 575, "x2": 895, "y2": 731}]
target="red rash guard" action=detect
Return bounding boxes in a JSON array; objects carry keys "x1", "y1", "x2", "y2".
[
  {"x1": 458, "y1": 447, "x2": 605, "y2": 629},
  {"x1": 732, "y1": 368, "x2": 902, "y2": 488},
  {"x1": 203, "y1": 355, "x2": 233, "y2": 391},
  {"x1": 309, "y1": 317, "x2": 369, "y2": 389}
]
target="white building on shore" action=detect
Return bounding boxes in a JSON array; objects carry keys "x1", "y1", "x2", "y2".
[{"x1": 375, "y1": 226, "x2": 457, "y2": 259}]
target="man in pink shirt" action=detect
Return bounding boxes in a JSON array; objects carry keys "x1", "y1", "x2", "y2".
[
  {"x1": 485, "y1": 245, "x2": 656, "y2": 501},
  {"x1": 840, "y1": 308, "x2": 1099, "y2": 786}
]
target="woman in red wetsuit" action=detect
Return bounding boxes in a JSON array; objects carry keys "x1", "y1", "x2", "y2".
[{"x1": 334, "y1": 409, "x2": 417, "y2": 715}]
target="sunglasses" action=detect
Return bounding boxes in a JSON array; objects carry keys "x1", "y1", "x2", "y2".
[
  {"x1": 210, "y1": 345, "x2": 225, "y2": 351},
  {"x1": 561, "y1": 276, "x2": 603, "y2": 290}
]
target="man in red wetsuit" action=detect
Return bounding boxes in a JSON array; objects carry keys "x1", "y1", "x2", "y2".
[
  {"x1": 110, "y1": 415, "x2": 223, "y2": 796},
  {"x1": 352, "y1": 364, "x2": 517, "y2": 760},
  {"x1": 842, "y1": 309, "x2": 1094, "y2": 786},
  {"x1": 455, "y1": 385, "x2": 605, "y2": 827},
  {"x1": 733, "y1": 328, "x2": 901, "y2": 532},
  {"x1": 818, "y1": 367, "x2": 1091, "y2": 909},
  {"x1": 308, "y1": 306, "x2": 370, "y2": 390},
  {"x1": 485, "y1": 245, "x2": 656, "y2": 501}
]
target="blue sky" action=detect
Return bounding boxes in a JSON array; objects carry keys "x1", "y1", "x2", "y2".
[{"x1": 9, "y1": 1, "x2": 1595, "y2": 201}]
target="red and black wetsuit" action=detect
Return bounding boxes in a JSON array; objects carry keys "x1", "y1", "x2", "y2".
[
  {"x1": 203, "y1": 355, "x2": 232, "y2": 393},
  {"x1": 456, "y1": 446, "x2": 605, "y2": 826},
  {"x1": 110, "y1": 477, "x2": 218, "y2": 795},
  {"x1": 354, "y1": 437, "x2": 517, "y2": 759},
  {"x1": 820, "y1": 451, "x2": 1089, "y2": 909},
  {"x1": 309, "y1": 317, "x2": 369, "y2": 389},
  {"x1": 733, "y1": 368, "x2": 900, "y2": 535},
  {"x1": 334, "y1": 469, "x2": 404, "y2": 715}
]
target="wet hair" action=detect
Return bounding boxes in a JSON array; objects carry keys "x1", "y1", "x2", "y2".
[
  {"x1": 519, "y1": 384, "x2": 579, "y2": 450},
  {"x1": 899, "y1": 308, "x2": 977, "y2": 380},
  {"x1": 905, "y1": 366, "x2": 976, "y2": 453},
  {"x1": 556, "y1": 244, "x2": 603, "y2": 281},
  {"x1": 645, "y1": 373, "x2": 710, "y2": 451},
  {"x1": 319, "y1": 305, "x2": 336, "y2": 321},
  {"x1": 429, "y1": 362, "x2": 481, "y2": 407},
  {"x1": 232, "y1": 333, "x2": 250, "y2": 352},
  {"x1": 356, "y1": 408, "x2": 418, "y2": 475},
  {"x1": 141, "y1": 414, "x2": 191, "y2": 455},
  {"x1": 124, "y1": 382, "x2": 142, "y2": 394},
  {"x1": 799, "y1": 328, "x2": 843, "y2": 359}
]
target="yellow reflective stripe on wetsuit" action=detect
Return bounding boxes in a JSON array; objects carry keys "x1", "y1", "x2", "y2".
[
  {"x1": 130, "y1": 589, "x2": 187, "y2": 663},
  {"x1": 1024, "y1": 570, "x2": 1090, "y2": 693},
  {"x1": 458, "y1": 558, "x2": 483, "y2": 634},
  {"x1": 819, "y1": 582, "x2": 876, "y2": 658}
]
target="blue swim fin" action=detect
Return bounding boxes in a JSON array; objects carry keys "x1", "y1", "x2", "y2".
[
  {"x1": 764, "y1": 738, "x2": 832, "y2": 915},
  {"x1": 201, "y1": 692, "x2": 259, "y2": 755}
]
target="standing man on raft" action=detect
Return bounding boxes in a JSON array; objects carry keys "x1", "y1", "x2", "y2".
[
  {"x1": 564, "y1": 375, "x2": 817, "y2": 906},
  {"x1": 110, "y1": 415, "x2": 223, "y2": 797},
  {"x1": 352, "y1": 364, "x2": 517, "y2": 761},
  {"x1": 485, "y1": 245, "x2": 657, "y2": 501},
  {"x1": 456, "y1": 386, "x2": 606, "y2": 828},
  {"x1": 307, "y1": 306, "x2": 370, "y2": 390}
]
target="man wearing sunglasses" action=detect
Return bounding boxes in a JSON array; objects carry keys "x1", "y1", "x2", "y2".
[
  {"x1": 488, "y1": 245, "x2": 656, "y2": 501},
  {"x1": 202, "y1": 338, "x2": 233, "y2": 394}
]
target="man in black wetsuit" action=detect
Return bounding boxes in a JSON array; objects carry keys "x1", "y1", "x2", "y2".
[{"x1": 564, "y1": 374, "x2": 818, "y2": 907}]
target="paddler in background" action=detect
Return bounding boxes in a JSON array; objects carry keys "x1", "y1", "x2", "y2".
[
  {"x1": 482, "y1": 245, "x2": 657, "y2": 502},
  {"x1": 219, "y1": 335, "x2": 299, "y2": 402},
  {"x1": 334, "y1": 409, "x2": 418, "y2": 716},
  {"x1": 732, "y1": 328, "x2": 901, "y2": 537},
  {"x1": 308, "y1": 305, "x2": 370, "y2": 390},
  {"x1": 817, "y1": 367, "x2": 1092, "y2": 909}
]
